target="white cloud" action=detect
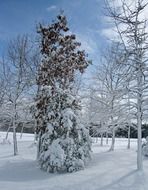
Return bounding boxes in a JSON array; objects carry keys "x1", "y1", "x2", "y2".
[
  {"x1": 66, "y1": 31, "x2": 97, "y2": 55},
  {"x1": 46, "y1": 5, "x2": 57, "y2": 12},
  {"x1": 101, "y1": 27, "x2": 118, "y2": 40},
  {"x1": 76, "y1": 33, "x2": 98, "y2": 55}
]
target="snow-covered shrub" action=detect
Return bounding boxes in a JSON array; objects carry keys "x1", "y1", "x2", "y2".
[
  {"x1": 0, "y1": 138, "x2": 11, "y2": 145},
  {"x1": 142, "y1": 137, "x2": 148, "y2": 157},
  {"x1": 35, "y1": 14, "x2": 91, "y2": 173}
]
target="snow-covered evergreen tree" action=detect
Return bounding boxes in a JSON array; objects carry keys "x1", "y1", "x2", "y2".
[{"x1": 35, "y1": 14, "x2": 91, "y2": 173}]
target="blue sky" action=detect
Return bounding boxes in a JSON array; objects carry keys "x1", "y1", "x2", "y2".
[{"x1": 0, "y1": 0, "x2": 110, "y2": 64}]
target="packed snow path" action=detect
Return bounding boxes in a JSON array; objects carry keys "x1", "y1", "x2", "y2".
[{"x1": 0, "y1": 132, "x2": 148, "y2": 190}]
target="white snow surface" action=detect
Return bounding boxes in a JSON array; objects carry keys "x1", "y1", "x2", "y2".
[{"x1": 0, "y1": 132, "x2": 148, "y2": 190}]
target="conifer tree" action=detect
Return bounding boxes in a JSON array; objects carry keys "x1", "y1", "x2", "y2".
[{"x1": 35, "y1": 13, "x2": 91, "y2": 172}]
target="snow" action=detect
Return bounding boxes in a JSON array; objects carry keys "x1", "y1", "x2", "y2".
[
  {"x1": 40, "y1": 139, "x2": 65, "y2": 169},
  {"x1": 0, "y1": 132, "x2": 148, "y2": 190}
]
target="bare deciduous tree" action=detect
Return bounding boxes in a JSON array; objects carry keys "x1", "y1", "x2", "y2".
[
  {"x1": 106, "y1": 0, "x2": 148, "y2": 170},
  {"x1": 0, "y1": 35, "x2": 40, "y2": 155}
]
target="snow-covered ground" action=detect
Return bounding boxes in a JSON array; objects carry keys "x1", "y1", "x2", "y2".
[{"x1": 0, "y1": 132, "x2": 148, "y2": 190}]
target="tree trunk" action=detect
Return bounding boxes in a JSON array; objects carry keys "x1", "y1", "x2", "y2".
[
  {"x1": 20, "y1": 123, "x2": 24, "y2": 139},
  {"x1": 34, "y1": 131, "x2": 37, "y2": 143},
  {"x1": 106, "y1": 132, "x2": 109, "y2": 144},
  {"x1": 5, "y1": 118, "x2": 13, "y2": 139},
  {"x1": 37, "y1": 131, "x2": 42, "y2": 160},
  {"x1": 109, "y1": 129, "x2": 115, "y2": 151},
  {"x1": 5, "y1": 126, "x2": 10, "y2": 140},
  {"x1": 13, "y1": 118, "x2": 18, "y2": 156},
  {"x1": 137, "y1": 67, "x2": 143, "y2": 170},
  {"x1": 100, "y1": 133, "x2": 103, "y2": 146},
  {"x1": 127, "y1": 126, "x2": 131, "y2": 149}
]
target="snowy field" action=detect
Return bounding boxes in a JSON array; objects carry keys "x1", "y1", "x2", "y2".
[{"x1": 0, "y1": 132, "x2": 148, "y2": 190}]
